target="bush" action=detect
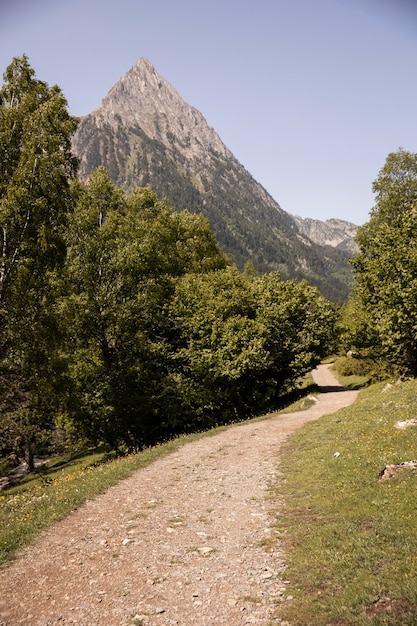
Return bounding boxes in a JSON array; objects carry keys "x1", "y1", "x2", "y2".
[
  {"x1": 333, "y1": 355, "x2": 398, "y2": 384},
  {"x1": 332, "y1": 356, "x2": 374, "y2": 377}
]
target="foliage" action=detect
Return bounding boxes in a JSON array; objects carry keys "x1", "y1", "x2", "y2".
[
  {"x1": 351, "y1": 149, "x2": 417, "y2": 376},
  {"x1": 61, "y1": 169, "x2": 230, "y2": 449},
  {"x1": 274, "y1": 378, "x2": 417, "y2": 625},
  {"x1": 168, "y1": 270, "x2": 336, "y2": 428},
  {"x1": 0, "y1": 55, "x2": 78, "y2": 469},
  {"x1": 254, "y1": 273, "x2": 336, "y2": 389}
]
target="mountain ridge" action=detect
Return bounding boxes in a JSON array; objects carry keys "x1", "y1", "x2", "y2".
[
  {"x1": 293, "y1": 216, "x2": 358, "y2": 253},
  {"x1": 72, "y1": 57, "x2": 356, "y2": 301}
]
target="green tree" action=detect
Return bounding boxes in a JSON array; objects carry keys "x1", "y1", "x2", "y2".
[
  {"x1": 254, "y1": 273, "x2": 336, "y2": 398},
  {"x1": 169, "y1": 269, "x2": 335, "y2": 426},
  {"x1": 352, "y1": 149, "x2": 417, "y2": 375},
  {"x1": 0, "y1": 56, "x2": 78, "y2": 469},
  {"x1": 62, "y1": 171, "x2": 229, "y2": 449},
  {"x1": 169, "y1": 267, "x2": 268, "y2": 425}
]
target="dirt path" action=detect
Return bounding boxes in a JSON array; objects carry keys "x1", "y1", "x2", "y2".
[{"x1": 0, "y1": 364, "x2": 358, "y2": 626}]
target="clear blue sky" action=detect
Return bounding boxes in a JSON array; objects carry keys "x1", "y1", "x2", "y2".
[{"x1": 1, "y1": 0, "x2": 417, "y2": 225}]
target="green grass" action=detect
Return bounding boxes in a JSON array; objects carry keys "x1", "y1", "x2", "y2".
[{"x1": 273, "y1": 378, "x2": 417, "y2": 625}]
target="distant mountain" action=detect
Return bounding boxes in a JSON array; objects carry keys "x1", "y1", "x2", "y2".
[
  {"x1": 293, "y1": 217, "x2": 358, "y2": 254},
  {"x1": 72, "y1": 58, "x2": 355, "y2": 301}
]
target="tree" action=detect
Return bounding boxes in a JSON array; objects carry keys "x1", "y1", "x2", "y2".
[
  {"x1": 352, "y1": 149, "x2": 417, "y2": 375},
  {"x1": 62, "y1": 171, "x2": 230, "y2": 449},
  {"x1": 254, "y1": 273, "x2": 336, "y2": 398},
  {"x1": 169, "y1": 267, "x2": 269, "y2": 425},
  {"x1": 0, "y1": 55, "x2": 78, "y2": 469},
  {"x1": 168, "y1": 269, "x2": 335, "y2": 426}
]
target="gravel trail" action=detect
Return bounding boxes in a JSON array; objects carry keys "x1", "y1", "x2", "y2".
[{"x1": 0, "y1": 364, "x2": 358, "y2": 626}]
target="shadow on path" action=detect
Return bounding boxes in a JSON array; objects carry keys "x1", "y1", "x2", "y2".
[{"x1": 316, "y1": 385, "x2": 350, "y2": 393}]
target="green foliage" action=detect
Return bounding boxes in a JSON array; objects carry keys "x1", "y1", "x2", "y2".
[
  {"x1": 167, "y1": 270, "x2": 336, "y2": 428},
  {"x1": 351, "y1": 149, "x2": 417, "y2": 375},
  {"x1": 169, "y1": 267, "x2": 268, "y2": 425},
  {"x1": 0, "y1": 56, "x2": 78, "y2": 468},
  {"x1": 255, "y1": 273, "x2": 336, "y2": 388},
  {"x1": 61, "y1": 169, "x2": 231, "y2": 449},
  {"x1": 0, "y1": 55, "x2": 78, "y2": 304}
]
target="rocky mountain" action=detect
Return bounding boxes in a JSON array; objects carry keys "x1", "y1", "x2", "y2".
[
  {"x1": 72, "y1": 58, "x2": 356, "y2": 301},
  {"x1": 293, "y1": 217, "x2": 358, "y2": 254}
]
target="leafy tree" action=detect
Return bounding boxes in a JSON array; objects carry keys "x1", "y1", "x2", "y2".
[
  {"x1": 352, "y1": 149, "x2": 417, "y2": 375},
  {"x1": 0, "y1": 56, "x2": 78, "y2": 469},
  {"x1": 254, "y1": 273, "x2": 336, "y2": 400},
  {"x1": 169, "y1": 269, "x2": 335, "y2": 426},
  {"x1": 169, "y1": 267, "x2": 269, "y2": 425},
  {"x1": 62, "y1": 171, "x2": 229, "y2": 449}
]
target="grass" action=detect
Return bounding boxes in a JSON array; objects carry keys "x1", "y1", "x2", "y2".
[{"x1": 272, "y1": 377, "x2": 417, "y2": 625}]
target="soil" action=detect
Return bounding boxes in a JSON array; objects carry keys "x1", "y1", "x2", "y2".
[{"x1": 0, "y1": 364, "x2": 358, "y2": 626}]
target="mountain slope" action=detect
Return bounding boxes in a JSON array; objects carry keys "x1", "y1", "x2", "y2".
[
  {"x1": 293, "y1": 216, "x2": 358, "y2": 253},
  {"x1": 72, "y1": 58, "x2": 354, "y2": 301}
]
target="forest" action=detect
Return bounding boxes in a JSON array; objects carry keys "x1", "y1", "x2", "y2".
[{"x1": 1, "y1": 55, "x2": 417, "y2": 475}]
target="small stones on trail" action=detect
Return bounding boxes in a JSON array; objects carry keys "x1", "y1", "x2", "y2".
[{"x1": 197, "y1": 546, "x2": 214, "y2": 555}]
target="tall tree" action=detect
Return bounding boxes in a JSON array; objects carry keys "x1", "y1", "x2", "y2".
[
  {"x1": 352, "y1": 149, "x2": 417, "y2": 374},
  {"x1": 0, "y1": 55, "x2": 78, "y2": 469},
  {"x1": 62, "y1": 171, "x2": 229, "y2": 449}
]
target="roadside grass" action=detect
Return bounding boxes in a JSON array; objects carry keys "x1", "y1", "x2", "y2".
[
  {"x1": 0, "y1": 375, "x2": 314, "y2": 568},
  {"x1": 273, "y1": 378, "x2": 417, "y2": 625}
]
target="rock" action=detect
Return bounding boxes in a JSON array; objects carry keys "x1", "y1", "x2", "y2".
[
  {"x1": 395, "y1": 419, "x2": 417, "y2": 429},
  {"x1": 379, "y1": 460, "x2": 417, "y2": 481}
]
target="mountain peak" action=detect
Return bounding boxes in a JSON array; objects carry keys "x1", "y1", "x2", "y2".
[
  {"x1": 133, "y1": 56, "x2": 155, "y2": 70},
  {"x1": 96, "y1": 57, "x2": 232, "y2": 161}
]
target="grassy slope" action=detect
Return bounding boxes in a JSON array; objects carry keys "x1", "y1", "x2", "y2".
[{"x1": 273, "y1": 378, "x2": 417, "y2": 625}]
